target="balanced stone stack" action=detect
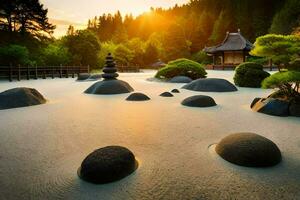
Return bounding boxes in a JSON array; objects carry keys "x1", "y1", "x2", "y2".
[
  {"x1": 102, "y1": 53, "x2": 119, "y2": 80},
  {"x1": 85, "y1": 53, "x2": 134, "y2": 95}
]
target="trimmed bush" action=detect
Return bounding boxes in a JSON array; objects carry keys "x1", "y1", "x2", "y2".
[
  {"x1": 234, "y1": 62, "x2": 270, "y2": 88},
  {"x1": 155, "y1": 58, "x2": 207, "y2": 80}
]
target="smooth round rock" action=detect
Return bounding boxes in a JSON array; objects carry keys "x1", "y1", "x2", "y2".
[
  {"x1": 78, "y1": 146, "x2": 138, "y2": 184},
  {"x1": 77, "y1": 73, "x2": 91, "y2": 81},
  {"x1": 252, "y1": 98, "x2": 289, "y2": 117},
  {"x1": 181, "y1": 95, "x2": 216, "y2": 107},
  {"x1": 182, "y1": 78, "x2": 237, "y2": 92},
  {"x1": 169, "y1": 76, "x2": 193, "y2": 83},
  {"x1": 160, "y1": 92, "x2": 174, "y2": 97},
  {"x1": 171, "y1": 89, "x2": 180, "y2": 93},
  {"x1": 216, "y1": 133, "x2": 282, "y2": 167},
  {"x1": 84, "y1": 80, "x2": 134, "y2": 95},
  {"x1": 126, "y1": 93, "x2": 150, "y2": 101},
  {"x1": 0, "y1": 87, "x2": 46, "y2": 110}
]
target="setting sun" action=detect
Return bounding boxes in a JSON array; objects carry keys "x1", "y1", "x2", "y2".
[{"x1": 41, "y1": 0, "x2": 188, "y2": 37}]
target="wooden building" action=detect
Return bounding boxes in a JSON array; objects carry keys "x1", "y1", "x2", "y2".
[{"x1": 203, "y1": 30, "x2": 253, "y2": 69}]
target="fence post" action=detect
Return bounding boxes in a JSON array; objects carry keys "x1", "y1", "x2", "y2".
[
  {"x1": 27, "y1": 65, "x2": 30, "y2": 80},
  {"x1": 60, "y1": 64, "x2": 62, "y2": 78},
  {"x1": 87, "y1": 65, "x2": 90, "y2": 73},
  {"x1": 35, "y1": 65, "x2": 38, "y2": 79},
  {"x1": 72, "y1": 66, "x2": 75, "y2": 78},
  {"x1": 9, "y1": 64, "x2": 12, "y2": 82},
  {"x1": 52, "y1": 66, "x2": 55, "y2": 79},
  {"x1": 18, "y1": 64, "x2": 21, "y2": 81},
  {"x1": 66, "y1": 65, "x2": 69, "y2": 78},
  {"x1": 43, "y1": 68, "x2": 46, "y2": 79}
]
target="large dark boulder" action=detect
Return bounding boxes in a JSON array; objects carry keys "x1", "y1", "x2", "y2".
[
  {"x1": 0, "y1": 87, "x2": 46, "y2": 110},
  {"x1": 77, "y1": 73, "x2": 91, "y2": 81},
  {"x1": 182, "y1": 78, "x2": 237, "y2": 92},
  {"x1": 216, "y1": 133, "x2": 282, "y2": 167},
  {"x1": 289, "y1": 103, "x2": 300, "y2": 117},
  {"x1": 126, "y1": 93, "x2": 150, "y2": 101},
  {"x1": 181, "y1": 95, "x2": 217, "y2": 107},
  {"x1": 160, "y1": 92, "x2": 174, "y2": 97},
  {"x1": 252, "y1": 98, "x2": 290, "y2": 117},
  {"x1": 84, "y1": 80, "x2": 134, "y2": 95},
  {"x1": 78, "y1": 146, "x2": 138, "y2": 184},
  {"x1": 169, "y1": 76, "x2": 193, "y2": 83}
]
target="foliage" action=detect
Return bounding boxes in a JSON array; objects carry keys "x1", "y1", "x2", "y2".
[
  {"x1": 234, "y1": 62, "x2": 270, "y2": 88},
  {"x1": 246, "y1": 56, "x2": 269, "y2": 65},
  {"x1": 114, "y1": 44, "x2": 134, "y2": 66},
  {"x1": 262, "y1": 71, "x2": 300, "y2": 100},
  {"x1": 0, "y1": 44, "x2": 30, "y2": 65},
  {"x1": 98, "y1": 41, "x2": 118, "y2": 68},
  {"x1": 270, "y1": 0, "x2": 300, "y2": 35},
  {"x1": 287, "y1": 59, "x2": 300, "y2": 72},
  {"x1": 155, "y1": 58, "x2": 207, "y2": 80},
  {"x1": 41, "y1": 43, "x2": 70, "y2": 66},
  {"x1": 0, "y1": 0, "x2": 55, "y2": 37},
  {"x1": 125, "y1": 38, "x2": 145, "y2": 66},
  {"x1": 62, "y1": 30, "x2": 101, "y2": 69},
  {"x1": 191, "y1": 51, "x2": 212, "y2": 64},
  {"x1": 143, "y1": 43, "x2": 159, "y2": 65},
  {"x1": 250, "y1": 34, "x2": 300, "y2": 66}
]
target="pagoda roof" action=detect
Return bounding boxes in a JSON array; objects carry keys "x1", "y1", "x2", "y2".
[{"x1": 204, "y1": 31, "x2": 253, "y2": 54}]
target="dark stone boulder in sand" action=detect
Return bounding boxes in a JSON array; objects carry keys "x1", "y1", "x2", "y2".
[
  {"x1": 78, "y1": 146, "x2": 138, "y2": 184},
  {"x1": 182, "y1": 78, "x2": 237, "y2": 92},
  {"x1": 181, "y1": 95, "x2": 217, "y2": 107},
  {"x1": 289, "y1": 103, "x2": 300, "y2": 117},
  {"x1": 216, "y1": 133, "x2": 282, "y2": 167},
  {"x1": 171, "y1": 89, "x2": 180, "y2": 93},
  {"x1": 160, "y1": 92, "x2": 174, "y2": 97},
  {"x1": 0, "y1": 87, "x2": 46, "y2": 110},
  {"x1": 85, "y1": 80, "x2": 133, "y2": 95},
  {"x1": 252, "y1": 98, "x2": 289, "y2": 117},
  {"x1": 126, "y1": 93, "x2": 150, "y2": 101},
  {"x1": 169, "y1": 76, "x2": 193, "y2": 83},
  {"x1": 77, "y1": 73, "x2": 91, "y2": 81}
]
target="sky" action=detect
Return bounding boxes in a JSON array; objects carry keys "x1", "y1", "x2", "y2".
[{"x1": 40, "y1": 0, "x2": 189, "y2": 37}]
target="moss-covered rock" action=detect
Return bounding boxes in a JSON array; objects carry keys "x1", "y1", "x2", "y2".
[
  {"x1": 155, "y1": 58, "x2": 207, "y2": 80},
  {"x1": 234, "y1": 62, "x2": 270, "y2": 88}
]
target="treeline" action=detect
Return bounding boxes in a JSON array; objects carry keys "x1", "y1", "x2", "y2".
[{"x1": 0, "y1": 0, "x2": 299, "y2": 69}]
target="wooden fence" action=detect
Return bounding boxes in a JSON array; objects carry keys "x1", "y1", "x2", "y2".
[{"x1": 0, "y1": 65, "x2": 89, "y2": 81}]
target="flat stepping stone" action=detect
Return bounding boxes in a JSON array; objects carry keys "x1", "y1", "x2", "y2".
[
  {"x1": 169, "y1": 76, "x2": 193, "y2": 83},
  {"x1": 171, "y1": 89, "x2": 180, "y2": 93},
  {"x1": 126, "y1": 93, "x2": 150, "y2": 101},
  {"x1": 182, "y1": 78, "x2": 237, "y2": 92},
  {"x1": 252, "y1": 98, "x2": 289, "y2": 117},
  {"x1": 77, "y1": 73, "x2": 91, "y2": 81},
  {"x1": 160, "y1": 92, "x2": 174, "y2": 97},
  {"x1": 216, "y1": 133, "x2": 282, "y2": 167},
  {"x1": 78, "y1": 146, "x2": 138, "y2": 184},
  {"x1": 181, "y1": 95, "x2": 216, "y2": 107},
  {"x1": 0, "y1": 87, "x2": 46, "y2": 110},
  {"x1": 85, "y1": 80, "x2": 133, "y2": 95}
]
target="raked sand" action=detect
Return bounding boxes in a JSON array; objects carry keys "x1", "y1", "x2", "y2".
[{"x1": 0, "y1": 70, "x2": 300, "y2": 200}]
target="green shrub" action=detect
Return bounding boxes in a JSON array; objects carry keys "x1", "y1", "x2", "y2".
[
  {"x1": 287, "y1": 58, "x2": 300, "y2": 71},
  {"x1": 155, "y1": 58, "x2": 207, "y2": 80},
  {"x1": 0, "y1": 44, "x2": 30, "y2": 65},
  {"x1": 191, "y1": 51, "x2": 212, "y2": 65},
  {"x1": 262, "y1": 71, "x2": 300, "y2": 101},
  {"x1": 233, "y1": 62, "x2": 270, "y2": 88}
]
